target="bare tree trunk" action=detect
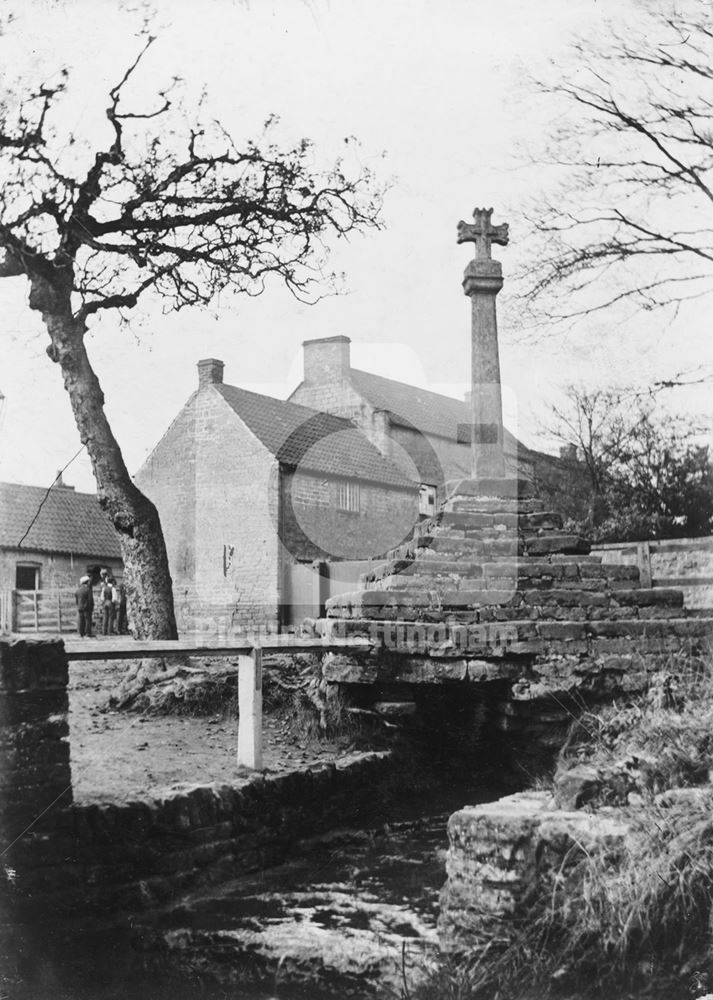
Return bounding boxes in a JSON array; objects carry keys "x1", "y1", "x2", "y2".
[{"x1": 30, "y1": 272, "x2": 177, "y2": 640}]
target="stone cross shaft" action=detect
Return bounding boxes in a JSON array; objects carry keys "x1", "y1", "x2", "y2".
[{"x1": 457, "y1": 207, "x2": 509, "y2": 481}]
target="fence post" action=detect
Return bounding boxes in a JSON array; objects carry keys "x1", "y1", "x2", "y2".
[
  {"x1": 637, "y1": 541, "x2": 652, "y2": 589},
  {"x1": 237, "y1": 647, "x2": 263, "y2": 770},
  {"x1": 315, "y1": 560, "x2": 329, "y2": 618}
]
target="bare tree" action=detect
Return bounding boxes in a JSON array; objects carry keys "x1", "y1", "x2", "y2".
[
  {"x1": 538, "y1": 387, "x2": 640, "y2": 530},
  {"x1": 0, "y1": 38, "x2": 383, "y2": 638},
  {"x1": 541, "y1": 386, "x2": 713, "y2": 541},
  {"x1": 518, "y1": 5, "x2": 713, "y2": 342}
]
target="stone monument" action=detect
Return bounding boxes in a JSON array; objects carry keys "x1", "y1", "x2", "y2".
[{"x1": 317, "y1": 207, "x2": 711, "y2": 754}]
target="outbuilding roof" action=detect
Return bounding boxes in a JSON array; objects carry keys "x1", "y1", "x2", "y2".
[
  {"x1": 215, "y1": 384, "x2": 416, "y2": 490},
  {"x1": 0, "y1": 482, "x2": 121, "y2": 558}
]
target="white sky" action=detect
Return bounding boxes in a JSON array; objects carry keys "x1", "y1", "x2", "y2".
[{"x1": 1, "y1": 0, "x2": 711, "y2": 492}]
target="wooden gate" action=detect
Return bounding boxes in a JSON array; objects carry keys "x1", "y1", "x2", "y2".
[
  {"x1": 0, "y1": 590, "x2": 13, "y2": 633},
  {"x1": 13, "y1": 589, "x2": 78, "y2": 634}
]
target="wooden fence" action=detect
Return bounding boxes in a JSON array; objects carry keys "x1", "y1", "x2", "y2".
[{"x1": 1, "y1": 589, "x2": 78, "y2": 634}]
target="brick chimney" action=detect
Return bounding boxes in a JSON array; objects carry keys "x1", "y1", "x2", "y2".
[
  {"x1": 197, "y1": 358, "x2": 225, "y2": 387},
  {"x1": 303, "y1": 336, "x2": 350, "y2": 384},
  {"x1": 54, "y1": 471, "x2": 74, "y2": 491}
]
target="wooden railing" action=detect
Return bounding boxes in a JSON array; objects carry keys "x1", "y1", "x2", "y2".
[{"x1": 62, "y1": 636, "x2": 371, "y2": 770}]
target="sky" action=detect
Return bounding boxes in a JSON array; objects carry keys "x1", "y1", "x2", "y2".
[{"x1": 1, "y1": 0, "x2": 711, "y2": 493}]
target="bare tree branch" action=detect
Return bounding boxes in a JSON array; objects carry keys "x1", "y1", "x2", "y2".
[
  {"x1": 0, "y1": 27, "x2": 385, "y2": 637},
  {"x1": 516, "y1": 7, "x2": 713, "y2": 356}
]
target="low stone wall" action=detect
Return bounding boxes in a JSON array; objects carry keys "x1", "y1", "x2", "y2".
[
  {"x1": 60, "y1": 753, "x2": 395, "y2": 919},
  {"x1": 595, "y1": 536, "x2": 713, "y2": 609},
  {"x1": 0, "y1": 638, "x2": 72, "y2": 829},
  {"x1": 0, "y1": 636, "x2": 409, "y2": 938},
  {"x1": 438, "y1": 791, "x2": 629, "y2": 953},
  {"x1": 0, "y1": 637, "x2": 73, "y2": 907}
]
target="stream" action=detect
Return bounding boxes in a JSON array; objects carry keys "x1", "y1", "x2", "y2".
[{"x1": 20, "y1": 782, "x2": 504, "y2": 1000}]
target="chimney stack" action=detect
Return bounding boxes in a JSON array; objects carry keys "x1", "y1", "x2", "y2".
[
  {"x1": 197, "y1": 359, "x2": 225, "y2": 387},
  {"x1": 302, "y1": 336, "x2": 351, "y2": 384},
  {"x1": 54, "y1": 471, "x2": 74, "y2": 490},
  {"x1": 559, "y1": 443, "x2": 578, "y2": 461}
]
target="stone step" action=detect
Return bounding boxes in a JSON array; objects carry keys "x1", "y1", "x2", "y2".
[
  {"x1": 326, "y1": 590, "x2": 437, "y2": 611},
  {"x1": 611, "y1": 588, "x2": 684, "y2": 608},
  {"x1": 523, "y1": 534, "x2": 590, "y2": 556},
  {"x1": 519, "y1": 511, "x2": 564, "y2": 531},
  {"x1": 412, "y1": 533, "x2": 486, "y2": 553},
  {"x1": 421, "y1": 508, "x2": 541, "y2": 534},
  {"x1": 318, "y1": 614, "x2": 713, "y2": 663},
  {"x1": 361, "y1": 558, "x2": 485, "y2": 586},
  {"x1": 481, "y1": 561, "x2": 638, "y2": 583},
  {"x1": 326, "y1": 581, "x2": 687, "y2": 619}
]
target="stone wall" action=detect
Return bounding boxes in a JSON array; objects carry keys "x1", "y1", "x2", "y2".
[
  {"x1": 63, "y1": 753, "x2": 396, "y2": 918},
  {"x1": 595, "y1": 536, "x2": 713, "y2": 609},
  {"x1": 283, "y1": 469, "x2": 418, "y2": 562},
  {"x1": 136, "y1": 388, "x2": 281, "y2": 634},
  {"x1": 0, "y1": 637, "x2": 408, "y2": 933},
  {"x1": 0, "y1": 548, "x2": 123, "y2": 594},
  {"x1": 0, "y1": 637, "x2": 73, "y2": 935},
  {"x1": 439, "y1": 790, "x2": 629, "y2": 953}
]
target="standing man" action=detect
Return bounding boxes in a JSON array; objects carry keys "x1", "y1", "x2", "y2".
[
  {"x1": 101, "y1": 574, "x2": 115, "y2": 636},
  {"x1": 75, "y1": 575, "x2": 94, "y2": 638}
]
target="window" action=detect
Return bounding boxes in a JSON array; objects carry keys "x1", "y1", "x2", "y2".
[
  {"x1": 16, "y1": 564, "x2": 40, "y2": 590},
  {"x1": 336, "y1": 480, "x2": 360, "y2": 513},
  {"x1": 419, "y1": 483, "x2": 437, "y2": 516}
]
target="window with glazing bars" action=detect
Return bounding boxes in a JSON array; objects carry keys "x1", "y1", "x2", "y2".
[{"x1": 337, "y1": 480, "x2": 360, "y2": 512}]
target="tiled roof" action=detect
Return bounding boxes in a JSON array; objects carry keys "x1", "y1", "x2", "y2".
[
  {"x1": 349, "y1": 369, "x2": 524, "y2": 454},
  {"x1": 0, "y1": 482, "x2": 121, "y2": 558},
  {"x1": 215, "y1": 384, "x2": 416, "y2": 490}
]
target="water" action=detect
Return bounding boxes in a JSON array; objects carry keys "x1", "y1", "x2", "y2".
[
  {"x1": 7, "y1": 783, "x2": 503, "y2": 1000},
  {"x1": 145, "y1": 809, "x2": 454, "y2": 998}
]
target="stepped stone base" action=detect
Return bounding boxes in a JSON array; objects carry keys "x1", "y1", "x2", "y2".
[{"x1": 315, "y1": 477, "x2": 713, "y2": 718}]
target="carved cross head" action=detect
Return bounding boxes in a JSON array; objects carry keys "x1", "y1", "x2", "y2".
[{"x1": 457, "y1": 207, "x2": 509, "y2": 261}]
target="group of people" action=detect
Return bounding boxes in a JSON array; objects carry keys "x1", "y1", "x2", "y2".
[{"x1": 75, "y1": 569, "x2": 128, "y2": 637}]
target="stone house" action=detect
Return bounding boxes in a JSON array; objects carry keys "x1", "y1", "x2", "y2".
[
  {"x1": 0, "y1": 478, "x2": 122, "y2": 632},
  {"x1": 289, "y1": 336, "x2": 555, "y2": 515},
  {"x1": 134, "y1": 359, "x2": 418, "y2": 636}
]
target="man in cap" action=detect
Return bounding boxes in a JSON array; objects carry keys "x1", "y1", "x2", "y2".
[{"x1": 75, "y1": 575, "x2": 94, "y2": 637}]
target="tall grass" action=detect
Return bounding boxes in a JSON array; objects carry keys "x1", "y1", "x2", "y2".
[{"x1": 401, "y1": 650, "x2": 713, "y2": 1000}]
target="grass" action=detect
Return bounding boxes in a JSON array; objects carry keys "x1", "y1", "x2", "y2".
[{"x1": 396, "y1": 651, "x2": 713, "y2": 1000}]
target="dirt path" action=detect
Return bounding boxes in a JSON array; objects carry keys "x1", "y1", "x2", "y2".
[{"x1": 69, "y1": 660, "x2": 364, "y2": 804}]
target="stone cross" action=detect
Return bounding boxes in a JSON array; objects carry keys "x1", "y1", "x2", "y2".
[
  {"x1": 457, "y1": 207, "x2": 509, "y2": 262},
  {"x1": 457, "y1": 207, "x2": 509, "y2": 481}
]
